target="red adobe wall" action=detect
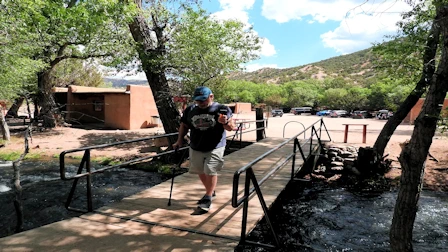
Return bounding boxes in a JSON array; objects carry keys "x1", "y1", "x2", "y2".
[
  {"x1": 234, "y1": 102, "x2": 252, "y2": 114},
  {"x1": 128, "y1": 85, "x2": 159, "y2": 129},
  {"x1": 104, "y1": 93, "x2": 131, "y2": 129},
  {"x1": 404, "y1": 98, "x2": 448, "y2": 124},
  {"x1": 66, "y1": 88, "x2": 105, "y2": 123}
]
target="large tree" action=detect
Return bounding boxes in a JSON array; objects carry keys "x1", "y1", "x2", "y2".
[
  {"x1": 0, "y1": 0, "x2": 45, "y2": 140},
  {"x1": 372, "y1": 1, "x2": 439, "y2": 157},
  {"x1": 49, "y1": 59, "x2": 108, "y2": 88},
  {"x1": 2, "y1": 0, "x2": 136, "y2": 127},
  {"x1": 390, "y1": 2, "x2": 448, "y2": 251},
  {"x1": 127, "y1": 0, "x2": 260, "y2": 144}
]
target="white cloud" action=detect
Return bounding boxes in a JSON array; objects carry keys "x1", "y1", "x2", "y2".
[
  {"x1": 321, "y1": 1, "x2": 411, "y2": 53},
  {"x1": 261, "y1": 0, "x2": 412, "y2": 54},
  {"x1": 213, "y1": 0, "x2": 255, "y2": 26},
  {"x1": 212, "y1": 8, "x2": 251, "y2": 26},
  {"x1": 100, "y1": 64, "x2": 147, "y2": 81},
  {"x1": 259, "y1": 37, "x2": 276, "y2": 57},
  {"x1": 244, "y1": 63, "x2": 279, "y2": 72},
  {"x1": 212, "y1": 0, "x2": 277, "y2": 58},
  {"x1": 262, "y1": 0, "x2": 359, "y2": 23},
  {"x1": 218, "y1": 0, "x2": 256, "y2": 10}
]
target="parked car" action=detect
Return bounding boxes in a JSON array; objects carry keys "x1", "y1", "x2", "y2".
[
  {"x1": 330, "y1": 110, "x2": 348, "y2": 118},
  {"x1": 316, "y1": 110, "x2": 331, "y2": 116},
  {"x1": 271, "y1": 109, "x2": 284, "y2": 117},
  {"x1": 377, "y1": 109, "x2": 390, "y2": 120},
  {"x1": 351, "y1": 110, "x2": 370, "y2": 119},
  {"x1": 292, "y1": 107, "x2": 312, "y2": 115}
]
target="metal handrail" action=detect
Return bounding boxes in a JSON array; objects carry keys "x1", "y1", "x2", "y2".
[
  {"x1": 226, "y1": 118, "x2": 268, "y2": 150},
  {"x1": 59, "y1": 132, "x2": 189, "y2": 212},
  {"x1": 231, "y1": 118, "x2": 330, "y2": 249},
  {"x1": 59, "y1": 133, "x2": 179, "y2": 180},
  {"x1": 59, "y1": 118, "x2": 268, "y2": 212}
]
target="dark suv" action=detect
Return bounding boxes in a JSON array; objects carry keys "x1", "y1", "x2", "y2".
[
  {"x1": 352, "y1": 110, "x2": 371, "y2": 119},
  {"x1": 271, "y1": 109, "x2": 284, "y2": 117}
]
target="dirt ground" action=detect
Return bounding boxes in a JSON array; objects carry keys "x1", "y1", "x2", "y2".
[{"x1": 2, "y1": 113, "x2": 447, "y2": 191}]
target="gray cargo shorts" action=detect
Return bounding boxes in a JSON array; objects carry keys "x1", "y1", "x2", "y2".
[{"x1": 189, "y1": 147, "x2": 225, "y2": 175}]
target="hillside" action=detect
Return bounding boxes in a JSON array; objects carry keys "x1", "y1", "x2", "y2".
[
  {"x1": 228, "y1": 48, "x2": 377, "y2": 85},
  {"x1": 103, "y1": 48, "x2": 377, "y2": 87},
  {"x1": 103, "y1": 78, "x2": 148, "y2": 88}
]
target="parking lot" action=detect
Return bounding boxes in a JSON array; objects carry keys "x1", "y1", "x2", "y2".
[{"x1": 233, "y1": 112, "x2": 415, "y2": 146}]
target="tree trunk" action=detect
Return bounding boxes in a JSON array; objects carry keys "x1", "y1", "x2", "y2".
[
  {"x1": 1, "y1": 110, "x2": 10, "y2": 141},
  {"x1": 12, "y1": 161, "x2": 24, "y2": 233},
  {"x1": 12, "y1": 127, "x2": 30, "y2": 233},
  {"x1": 37, "y1": 70, "x2": 57, "y2": 128},
  {"x1": 373, "y1": 17, "x2": 441, "y2": 158},
  {"x1": 6, "y1": 97, "x2": 24, "y2": 118},
  {"x1": 128, "y1": 4, "x2": 180, "y2": 146},
  {"x1": 390, "y1": 5, "x2": 448, "y2": 251}
]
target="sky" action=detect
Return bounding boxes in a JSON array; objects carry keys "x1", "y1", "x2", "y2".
[{"x1": 109, "y1": 0, "x2": 412, "y2": 80}]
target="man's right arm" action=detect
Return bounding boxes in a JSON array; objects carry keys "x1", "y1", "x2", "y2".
[{"x1": 173, "y1": 122, "x2": 189, "y2": 149}]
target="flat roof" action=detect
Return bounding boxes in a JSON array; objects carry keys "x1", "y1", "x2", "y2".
[{"x1": 69, "y1": 85, "x2": 127, "y2": 94}]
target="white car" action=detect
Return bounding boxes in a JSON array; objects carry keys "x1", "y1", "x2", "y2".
[{"x1": 330, "y1": 110, "x2": 348, "y2": 118}]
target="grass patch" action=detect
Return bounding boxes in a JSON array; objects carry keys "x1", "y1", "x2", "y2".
[
  {"x1": 0, "y1": 151, "x2": 21, "y2": 161},
  {"x1": 92, "y1": 156, "x2": 121, "y2": 166},
  {"x1": 0, "y1": 151, "x2": 42, "y2": 161},
  {"x1": 133, "y1": 161, "x2": 174, "y2": 174}
]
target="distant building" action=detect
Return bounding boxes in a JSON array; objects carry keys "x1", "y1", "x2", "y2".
[
  {"x1": 225, "y1": 102, "x2": 252, "y2": 114},
  {"x1": 403, "y1": 98, "x2": 448, "y2": 124},
  {"x1": 53, "y1": 85, "x2": 160, "y2": 130}
]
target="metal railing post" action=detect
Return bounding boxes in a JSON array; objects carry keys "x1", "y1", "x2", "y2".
[
  {"x1": 239, "y1": 123, "x2": 243, "y2": 148},
  {"x1": 65, "y1": 153, "x2": 87, "y2": 210},
  {"x1": 240, "y1": 170, "x2": 251, "y2": 245},
  {"x1": 249, "y1": 169, "x2": 280, "y2": 247},
  {"x1": 291, "y1": 138, "x2": 298, "y2": 180},
  {"x1": 86, "y1": 150, "x2": 93, "y2": 212},
  {"x1": 319, "y1": 119, "x2": 323, "y2": 139}
]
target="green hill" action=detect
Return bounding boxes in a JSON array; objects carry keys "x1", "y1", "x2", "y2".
[{"x1": 228, "y1": 48, "x2": 377, "y2": 86}]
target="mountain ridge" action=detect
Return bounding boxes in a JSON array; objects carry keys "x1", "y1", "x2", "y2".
[{"x1": 228, "y1": 48, "x2": 376, "y2": 86}]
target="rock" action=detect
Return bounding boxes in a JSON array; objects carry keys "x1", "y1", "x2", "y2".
[
  {"x1": 343, "y1": 158, "x2": 356, "y2": 166},
  {"x1": 311, "y1": 174, "x2": 327, "y2": 180},
  {"x1": 340, "y1": 151, "x2": 355, "y2": 158},
  {"x1": 331, "y1": 166, "x2": 344, "y2": 171},
  {"x1": 346, "y1": 146, "x2": 358, "y2": 152},
  {"x1": 314, "y1": 165, "x2": 326, "y2": 173},
  {"x1": 328, "y1": 152, "x2": 338, "y2": 158},
  {"x1": 328, "y1": 147, "x2": 342, "y2": 155},
  {"x1": 330, "y1": 161, "x2": 344, "y2": 167},
  {"x1": 327, "y1": 174, "x2": 342, "y2": 182}
]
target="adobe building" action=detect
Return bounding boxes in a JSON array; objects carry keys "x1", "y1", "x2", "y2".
[
  {"x1": 226, "y1": 102, "x2": 252, "y2": 114},
  {"x1": 404, "y1": 98, "x2": 448, "y2": 124},
  {"x1": 53, "y1": 85, "x2": 160, "y2": 130}
]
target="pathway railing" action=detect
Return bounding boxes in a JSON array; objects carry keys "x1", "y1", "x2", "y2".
[
  {"x1": 231, "y1": 118, "x2": 330, "y2": 249},
  {"x1": 59, "y1": 119, "x2": 267, "y2": 212}
]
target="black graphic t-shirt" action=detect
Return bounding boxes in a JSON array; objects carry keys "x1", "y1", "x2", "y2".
[{"x1": 181, "y1": 102, "x2": 232, "y2": 152}]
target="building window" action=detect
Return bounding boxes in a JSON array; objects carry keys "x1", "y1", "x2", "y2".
[{"x1": 93, "y1": 101, "x2": 103, "y2": 112}]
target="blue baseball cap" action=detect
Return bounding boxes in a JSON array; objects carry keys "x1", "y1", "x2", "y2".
[{"x1": 193, "y1": 86, "x2": 212, "y2": 101}]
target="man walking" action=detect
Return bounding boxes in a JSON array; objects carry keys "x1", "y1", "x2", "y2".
[{"x1": 172, "y1": 86, "x2": 234, "y2": 212}]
